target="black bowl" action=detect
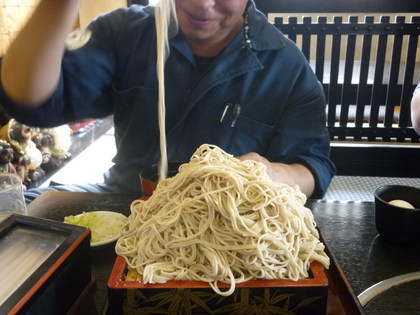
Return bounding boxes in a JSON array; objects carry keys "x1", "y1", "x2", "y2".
[
  {"x1": 139, "y1": 161, "x2": 185, "y2": 196},
  {"x1": 374, "y1": 185, "x2": 420, "y2": 245}
]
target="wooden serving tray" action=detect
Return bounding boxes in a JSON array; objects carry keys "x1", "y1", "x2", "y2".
[
  {"x1": 108, "y1": 258, "x2": 329, "y2": 315},
  {"x1": 26, "y1": 191, "x2": 364, "y2": 314}
]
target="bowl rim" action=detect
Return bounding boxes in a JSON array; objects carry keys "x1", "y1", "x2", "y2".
[
  {"x1": 374, "y1": 184, "x2": 420, "y2": 211},
  {"x1": 139, "y1": 161, "x2": 186, "y2": 182}
]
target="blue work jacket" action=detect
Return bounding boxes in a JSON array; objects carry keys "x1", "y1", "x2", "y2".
[{"x1": 0, "y1": 1, "x2": 335, "y2": 197}]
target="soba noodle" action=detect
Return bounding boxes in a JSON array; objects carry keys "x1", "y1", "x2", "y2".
[
  {"x1": 155, "y1": 0, "x2": 177, "y2": 181},
  {"x1": 115, "y1": 144, "x2": 330, "y2": 296}
]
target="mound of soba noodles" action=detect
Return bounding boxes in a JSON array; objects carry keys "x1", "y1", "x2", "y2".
[{"x1": 116, "y1": 144, "x2": 329, "y2": 296}]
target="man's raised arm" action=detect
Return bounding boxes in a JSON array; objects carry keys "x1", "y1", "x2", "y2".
[{"x1": 1, "y1": 0, "x2": 81, "y2": 106}]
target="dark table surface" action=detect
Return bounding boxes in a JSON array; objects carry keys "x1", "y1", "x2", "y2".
[
  {"x1": 26, "y1": 192, "x2": 420, "y2": 315},
  {"x1": 309, "y1": 200, "x2": 420, "y2": 315}
]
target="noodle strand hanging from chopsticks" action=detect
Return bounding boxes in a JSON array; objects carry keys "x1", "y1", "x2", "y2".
[{"x1": 155, "y1": 0, "x2": 177, "y2": 181}]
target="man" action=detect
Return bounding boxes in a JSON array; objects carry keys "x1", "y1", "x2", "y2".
[
  {"x1": 411, "y1": 82, "x2": 420, "y2": 135},
  {"x1": 0, "y1": 0, "x2": 335, "y2": 202}
]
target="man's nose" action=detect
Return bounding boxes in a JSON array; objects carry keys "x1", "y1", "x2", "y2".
[{"x1": 194, "y1": 0, "x2": 216, "y2": 10}]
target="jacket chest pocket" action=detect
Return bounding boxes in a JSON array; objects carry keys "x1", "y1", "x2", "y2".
[{"x1": 227, "y1": 114, "x2": 276, "y2": 154}]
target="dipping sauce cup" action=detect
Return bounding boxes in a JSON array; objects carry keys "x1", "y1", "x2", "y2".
[
  {"x1": 374, "y1": 185, "x2": 420, "y2": 245},
  {"x1": 139, "y1": 161, "x2": 184, "y2": 196}
]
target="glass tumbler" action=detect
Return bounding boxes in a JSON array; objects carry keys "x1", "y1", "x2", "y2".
[{"x1": 0, "y1": 173, "x2": 26, "y2": 219}]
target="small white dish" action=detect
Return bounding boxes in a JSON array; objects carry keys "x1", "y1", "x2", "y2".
[{"x1": 64, "y1": 211, "x2": 128, "y2": 247}]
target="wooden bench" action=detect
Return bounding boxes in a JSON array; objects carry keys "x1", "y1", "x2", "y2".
[{"x1": 255, "y1": 0, "x2": 420, "y2": 177}]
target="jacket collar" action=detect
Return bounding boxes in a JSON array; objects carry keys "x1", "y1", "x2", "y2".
[{"x1": 245, "y1": 0, "x2": 286, "y2": 51}]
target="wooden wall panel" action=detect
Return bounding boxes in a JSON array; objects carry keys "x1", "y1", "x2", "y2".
[
  {"x1": 0, "y1": 0, "x2": 127, "y2": 55},
  {"x1": 0, "y1": 0, "x2": 39, "y2": 55},
  {"x1": 78, "y1": 0, "x2": 127, "y2": 27}
]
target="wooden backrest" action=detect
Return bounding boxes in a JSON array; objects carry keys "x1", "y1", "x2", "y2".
[
  {"x1": 274, "y1": 15, "x2": 420, "y2": 143},
  {"x1": 254, "y1": 0, "x2": 419, "y2": 15}
]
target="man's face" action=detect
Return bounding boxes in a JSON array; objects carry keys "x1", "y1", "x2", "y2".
[{"x1": 175, "y1": 0, "x2": 248, "y2": 48}]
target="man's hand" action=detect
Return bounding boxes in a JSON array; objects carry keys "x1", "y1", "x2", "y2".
[{"x1": 236, "y1": 152, "x2": 315, "y2": 197}]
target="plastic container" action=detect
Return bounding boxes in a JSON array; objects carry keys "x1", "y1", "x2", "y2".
[{"x1": 0, "y1": 173, "x2": 26, "y2": 218}]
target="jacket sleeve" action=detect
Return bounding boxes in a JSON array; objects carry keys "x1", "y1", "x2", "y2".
[
  {"x1": 0, "y1": 8, "x2": 132, "y2": 128},
  {"x1": 266, "y1": 67, "x2": 336, "y2": 199}
]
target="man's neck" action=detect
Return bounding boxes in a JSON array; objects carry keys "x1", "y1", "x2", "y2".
[
  {"x1": 188, "y1": 39, "x2": 230, "y2": 57},
  {"x1": 186, "y1": 17, "x2": 244, "y2": 57}
]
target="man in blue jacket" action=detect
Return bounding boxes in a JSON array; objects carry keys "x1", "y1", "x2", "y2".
[{"x1": 0, "y1": 0, "x2": 335, "y2": 202}]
